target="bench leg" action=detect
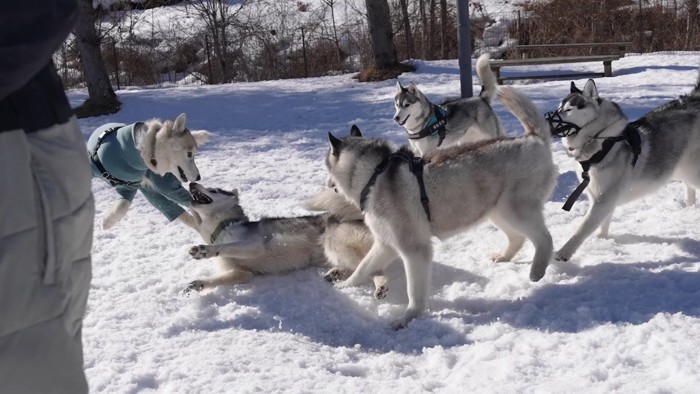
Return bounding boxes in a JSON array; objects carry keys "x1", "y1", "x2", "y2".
[
  {"x1": 603, "y1": 61, "x2": 612, "y2": 77},
  {"x1": 492, "y1": 67, "x2": 502, "y2": 85}
]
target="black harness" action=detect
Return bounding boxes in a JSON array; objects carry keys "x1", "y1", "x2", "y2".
[
  {"x1": 89, "y1": 126, "x2": 142, "y2": 187},
  {"x1": 406, "y1": 104, "x2": 448, "y2": 148},
  {"x1": 562, "y1": 123, "x2": 642, "y2": 211},
  {"x1": 359, "y1": 151, "x2": 431, "y2": 221}
]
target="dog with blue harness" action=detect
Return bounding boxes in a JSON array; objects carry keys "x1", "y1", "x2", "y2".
[{"x1": 87, "y1": 113, "x2": 210, "y2": 229}]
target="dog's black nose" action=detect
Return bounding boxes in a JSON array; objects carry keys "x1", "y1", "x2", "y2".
[
  {"x1": 393, "y1": 116, "x2": 400, "y2": 122},
  {"x1": 196, "y1": 174, "x2": 201, "y2": 181}
]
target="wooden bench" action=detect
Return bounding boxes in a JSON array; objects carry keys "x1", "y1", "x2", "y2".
[{"x1": 489, "y1": 42, "x2": 632, "y2": 83}]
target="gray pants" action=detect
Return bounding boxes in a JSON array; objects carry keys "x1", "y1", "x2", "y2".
[{"x1": 0, "y1": 117, "x2": 94, "y2": 393}]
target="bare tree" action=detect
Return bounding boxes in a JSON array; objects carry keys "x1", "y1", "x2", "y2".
[
  {"x1": 398, "y1": 0, "x2": 414, "y2": 59},
  {"x1": 364, "y1": 0, "x2": 398, "y2": 69},
  {"x1": 73, "y1": 0, "x2": 120, "y2": 118},
  {"x1": 440, "y1": 0, "x2": 448, "y2": 58},
  {"x1": 189, "y1": 0, "x2": 247, "y2": 83}
]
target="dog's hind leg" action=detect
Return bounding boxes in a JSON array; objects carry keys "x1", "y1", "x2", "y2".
[
  {"x1": 103, "y1": 199, "x2": 130, "y2": 229},
  {"x1": 184, "y1": 269, "x2": 254, "y2": 293},
  {"x1": 488, "y1": 213, "x2": 526, "y2": 262},
  {"x1": 496, "y1": 202, "x2": 553, "y2": 282},
  {"x1": 597, "y1": 211, "x2": 615, "y2": 239}
]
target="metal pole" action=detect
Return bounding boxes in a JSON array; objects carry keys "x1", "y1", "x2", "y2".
[{"x1": 457, "y1": 0, "x2": 473, "y2": 98}]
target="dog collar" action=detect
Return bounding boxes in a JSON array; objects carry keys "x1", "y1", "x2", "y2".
[
  {"x1": 359, "y1": 150, "x2": 431, "y2": 221},
  {"x1": 210, "y1": 218, "x2": 241, "y2": 243},
  {"x1": 406, "y1": 104, "x2": 448, "y2": 147},
  {"x1": 562, "y1": 124, "x2": 642, "y2": 211}
]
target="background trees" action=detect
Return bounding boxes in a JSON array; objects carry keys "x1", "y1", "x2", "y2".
[{"x1": 56, "y1": 0, "x2": 700, "y2": 96}]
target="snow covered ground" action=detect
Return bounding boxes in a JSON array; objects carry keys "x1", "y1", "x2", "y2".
[{"x1": 70, "y1": 52, "x2": 700, "y2": 393}]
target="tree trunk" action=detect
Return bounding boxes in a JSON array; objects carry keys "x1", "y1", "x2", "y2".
[
  {"x1": 399, "y1": 0, "x2": 414, "y2": 59},
  {"x1": 428, "y1": 0, "x2": 437, "y2": 59},
  {"x1": 73, "y1": 0, "x2": 120, "y2": 118},
  {"x1": 420, "y1": 0, "x2": 428, "y2": 58},
  {"x1": 365, "y1": 0, "x2": 398, "y2": 69},
  {"x1": 440, "y1": 0, "x2": 448, "y2": 58}
]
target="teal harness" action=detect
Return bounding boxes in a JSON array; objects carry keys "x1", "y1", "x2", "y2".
[{"x1": 406, "y1": 104, "x2": 448, "y2": 147}]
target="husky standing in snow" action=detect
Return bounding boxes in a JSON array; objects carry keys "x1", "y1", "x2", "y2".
[
  {"x1": 393, "y1": 54, "x2": 504, "y2": 157},
  {"x1": 326, "y1": 86, "x2": 557, "y2": 329},
  {"x1": 88, "y1": 113, "x2": 210, "y2": 230},
  {"x1": 546, "y1": 70, "x2": 700, "y2": 262}
]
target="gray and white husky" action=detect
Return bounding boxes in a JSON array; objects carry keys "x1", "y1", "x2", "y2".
[
  {"x1": 327, "y1": 86, "x2": 557, "y2": 329},
  {"x1": 547, "y1": 73, "x2": 700, "y2": 262},
  {"x1": 393, "y1": 54, "x2": 504, "y2": 156},
  {"x1": 184, "y1": 183, "x2": 371, "y2": 292}
]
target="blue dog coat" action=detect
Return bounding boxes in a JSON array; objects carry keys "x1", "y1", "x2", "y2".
[{"x1": 87, "y1": 122, "x2": 191, "y2": 222}]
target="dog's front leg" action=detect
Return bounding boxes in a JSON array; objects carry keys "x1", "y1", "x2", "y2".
[
  {"x1": 685, "y1": 183, "x2": 696, "y2": 207},
  {"x1": 190, "y1": 238, "x2": 265, "y2": 260},
  {"x1": 337, "y1": 241, "x2": 397, "y2": 288},
  {"x1": 103, "y1": 199, "x2": 130, "y2": 229},
  {"x1": 177, "y1": 211, "x2": 198, "y2": 230},
  {"x1": 556, "y1": 198, "x2": 618, "y2": 261}
]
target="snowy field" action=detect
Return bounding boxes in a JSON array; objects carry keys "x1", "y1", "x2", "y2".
[{"x1": 70, "y1": 52, "x2": 700, "y2": 393}]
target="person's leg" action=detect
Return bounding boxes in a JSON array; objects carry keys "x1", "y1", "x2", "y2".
[{"x1": 0, "y1": 118, "x2": 94, "y2": 393}]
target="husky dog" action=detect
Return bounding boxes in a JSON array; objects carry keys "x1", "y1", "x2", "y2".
[
  {"x1": 327, "y1": 86, "x2": 557, "y2": 329},
  {"x1": 184, "y1": 183, "x2": 373, "y2": 293},
  {"x1": 546, "y1": 73, "x2": 700, "y2": 262},
  {"x1": 393, "y1": 54, "x2": 504, "y2": 156},
  {"x1": 88, "y1": 113, "x2": 210, "y2": 230}
]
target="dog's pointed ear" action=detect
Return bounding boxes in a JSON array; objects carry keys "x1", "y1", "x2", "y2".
[
  {"x1": 174, "y1": 113, "x2": 187, "y2": 134},
  {"x1": 328, "y1": 132, "x2": 342, "y2": 153},
  {"x1": 407, "y1": 82, "x2": 419, "y2": 95},
  {"x1": 570, "y1": 81, "x2": 582, "y2": 94},
  {"x1": 190, "y1": 130, "x2": 211, "y2": 146},
  {"x1": 349, "y1": 124, "x2": 362, "y2": 138},
  {"x1": 582, "y1": 79, "x2": 599, "y2": 99},
  {"x1": 396, "y1": 80, "x2": 405, "y2": 93}
]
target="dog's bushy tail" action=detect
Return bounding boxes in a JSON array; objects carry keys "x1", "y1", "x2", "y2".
[
  {"x1": 476, "y1": 54, "x2": 498, "y2": 104},
  {"x1": 497, "y1": 86, "x2": 551, "y2": 144},
  {"x1": 303, "y1": 187, "x2": 364, "y2": 221}
]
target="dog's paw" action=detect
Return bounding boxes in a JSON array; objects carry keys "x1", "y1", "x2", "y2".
[
  {"x1": 390, "y1": 316, "x2": 411, "y2": 330},
  {"x1": 490, "y1": 253, "x2": 511, "y2": 263},
  {"x1": 189, "y1": 245, "x2": 210, "y2": 259},
  {"x1": 323, "y1": 268, "x2": 348, "y2": 283},
  {"x1": 554, "y1": 249, "x2": 571, "y2": 262},
  {"x1": 183, "y1": 280, "x2": 205, "y2": 293},
  {"x1": 374, "y1": 284, "x2": 388, "y2": 300}
]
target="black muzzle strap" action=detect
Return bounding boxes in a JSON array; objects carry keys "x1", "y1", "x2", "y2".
[
  {"x1": 89, "y1": 126, "x2": 142, "y2": 187},
  {"x1": 545, "y1": 110, "x2": 582, "y2": 137},
  {"x1": 406, "y1": 104, "x2": 448, "y2": 147},
  {"x1": 562, "y1": 125, "x2": 641, "y2": 211},
  {"x1": 360, "y1": 151, "x2": 431, "y2": 221}
]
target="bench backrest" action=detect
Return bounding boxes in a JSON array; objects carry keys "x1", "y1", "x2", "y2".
[{"x1": 513, "y1": 42, "x2": 632, "y2": 59}]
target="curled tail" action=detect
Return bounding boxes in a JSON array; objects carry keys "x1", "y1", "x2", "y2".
[
  {"x1": 303, "y1": 187, "x2": 364, "y2": 221},
  {"x1": 476, "y1": 54, "x2": 498, "y2": 104},
  {"x1": 497, "y1": 86, "x2": 551, "y2": 144}
]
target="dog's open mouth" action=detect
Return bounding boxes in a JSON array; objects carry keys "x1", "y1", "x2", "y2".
[
  {"x1": 178, "y1": 166, "x2": 187, "y2": 182},
  {"x1": 397, "y1": 114, "x2": 410, "y2": 126},
  {"x1": 189, "y1": 183, "x2": 212, "y2": 205}
]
